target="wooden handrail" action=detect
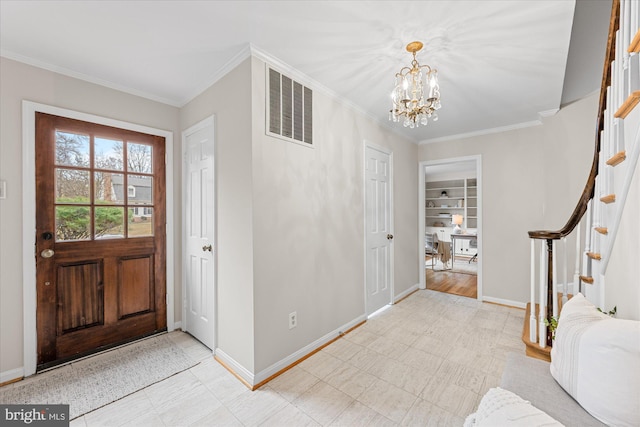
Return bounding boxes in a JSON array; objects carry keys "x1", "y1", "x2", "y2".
[{"x1": 529, "y1": 0, "x2": 620, "y2": 241}]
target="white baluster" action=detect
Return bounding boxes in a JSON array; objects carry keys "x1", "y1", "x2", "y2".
[
  {"x1": 585, "y1": 200, "x2": 592, "y2": 278},
  {"x1": 632, "y1": 1, "x2": 639, "y2": 44},
  {"x1": 606, "y1": 88, "x2": 612, "y2": 157},
  {"x1": 562, "y1": 237, "x2": 568, "y2": 304},
  {"x1": 617, "y1": 29, "x2": 625, "y2": 112},
  {"x1": 539, "y1": 242, "x2": 547, "y2": 348},
  {"x1": 530, "y1": 239, "x2": 537, "y2": 343},
  {"x1": 624, "y1": 0, "x2": 631, "y2": 64},
  {"x1": 617, "y1": 117, "x2": 626, "y2": 156},
  {"x1": 573, "y1": 220, "x2": 581, "y2": 296}
]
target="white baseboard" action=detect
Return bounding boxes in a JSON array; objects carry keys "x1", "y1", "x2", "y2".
[
  {"x1": 482, "y1": 296, "x2": 526, "y2": 309},
  {"x1": 394, "y1": 284, "x2": 419, "y2": 303},
  {"x1": 253, "y1": 314, "x2": 367, "y2": 386},
  {"x1": 1, "y1": 367, "x2": 24, "y2": 384},
  {"x1": 172, "y1": 321, "x2": 182, "y2": 331},
  {"x1": 215, "y1": 348, "x2": 255, "y2": 386}
]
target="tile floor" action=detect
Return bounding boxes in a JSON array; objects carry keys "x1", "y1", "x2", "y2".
[{"x1": 66, "y1": 289, "x2": 524, "y2": 426}]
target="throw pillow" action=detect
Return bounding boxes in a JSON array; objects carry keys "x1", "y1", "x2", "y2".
[
  {"x1": 464, "y1": 387, "x2": 563, "y2": 427},
  {"x1": 550, "y1": 293, "x2": 640, "y2": 427}
]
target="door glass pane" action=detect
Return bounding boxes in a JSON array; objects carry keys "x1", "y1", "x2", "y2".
[
  {"x1": 95, "y1": 207, "x2": 124, "y2": 239},
  {"x1": 55, "y1": 131, "x2": 89, "y2": 167},
  {"x1": 95, "y1": 172, "x2": 124, "y2": 204},
  {"x1": 55, "y1": 168, "x2": 90, "y2": 203},
  {"x1": 127, "y1": 175, "x2": 152, "y2": 205},
  {"x1": 128, "y1": 207, "x2": 153, "y2": 237},
  {"x1": 127, "y1": 143, "x2": 152, "y2": 173},
  {"x1": 95, "y1": 137, "x2": 124, "y2": 171},
  {"x1": 56, "y1": 206, "x2": 91, "y2": 241}
]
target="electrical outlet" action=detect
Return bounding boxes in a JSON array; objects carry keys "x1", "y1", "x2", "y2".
[{"x1": 289, "y1": 311, "x2": 297, "y2": 329}]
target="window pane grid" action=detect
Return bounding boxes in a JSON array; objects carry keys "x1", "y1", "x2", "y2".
[{"x1": 54, "y1": 131, "x2": 155, "y2": 241}]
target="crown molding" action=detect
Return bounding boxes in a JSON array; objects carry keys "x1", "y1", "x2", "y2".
[
  {"x1": 1, "y1": 49, "x2": 181, "y2": 107},
  {"x1": 538, "y1": 108, "x2": 560, "y2": 119},
  {"x1": 419, "y1": 119, "x2": 543, "y2": 145},
  {"x1": 177, "y1": 44, "x2": 253, "y2": 107}
]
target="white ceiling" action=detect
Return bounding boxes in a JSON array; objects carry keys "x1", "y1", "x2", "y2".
[{"x1": 0, "y1": 1, "x2": 609, "y2": 144}]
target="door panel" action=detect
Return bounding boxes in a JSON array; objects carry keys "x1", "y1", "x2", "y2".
[
  {"x1": 119, "y1": 256, "x2": 153, "y2": 318},
  {"x1": 35, "y1": 112, "x2": 166, "y2": 369},
  {"x1": 184, "y1": 121, "x2": 215, "y2": 349},
  {"x1": 56, "y1": 262, "x2": 103, "y2": 334},
  {"x1": 365, "y1": 146, "x2": 393, "y2": 315}
]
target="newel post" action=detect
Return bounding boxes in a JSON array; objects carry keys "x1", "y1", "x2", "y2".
[{"x1": 546, "y1": 239, "x2": 554, "y2": 345}]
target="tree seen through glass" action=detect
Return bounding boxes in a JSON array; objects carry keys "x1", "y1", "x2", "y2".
[{"x1": 54, "y1": 131, "x2": 154, "y2": 241}]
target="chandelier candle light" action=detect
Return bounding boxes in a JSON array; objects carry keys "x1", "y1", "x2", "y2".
[{"x1": 389, "y1": 41, "x2": 441, "y2": 128}]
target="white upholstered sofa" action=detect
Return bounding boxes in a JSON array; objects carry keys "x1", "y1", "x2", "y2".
[{"x1": 466, "y1": 294, "x2": 639, "y2": 427}]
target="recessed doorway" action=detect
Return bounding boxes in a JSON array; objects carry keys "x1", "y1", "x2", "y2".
[{"x1": 419, "y1": 156, "x2": 482, "y2": 300}]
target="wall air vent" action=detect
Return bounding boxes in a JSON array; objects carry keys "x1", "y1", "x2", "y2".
[{"x1": 267, "y1": 67, "x2": 313, "y2": 146}]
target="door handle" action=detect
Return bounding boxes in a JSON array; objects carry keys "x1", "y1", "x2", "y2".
[
  {"x1": 387, "y1": 234, "x2": 394, "y2": 240},
  {"x1": 202, "y1": 244, "x2": 213, "y2": 252},
  {"x1": 41, "y1": 249, "x2": 55, "y2": 258}
]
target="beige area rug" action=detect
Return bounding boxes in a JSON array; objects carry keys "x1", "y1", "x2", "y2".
[
  {"x1": 427, "y1": 258, "x2": 478, "y2": 275},
  {"x1": 0, "y1": 334, "x2": 198, "y2": 419}
]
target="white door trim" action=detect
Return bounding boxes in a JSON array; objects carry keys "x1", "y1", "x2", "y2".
[
  {"x1": 22, "y1": 101, "x2": 175, "y2": 377},
  {"x1": 418, "y1": 155, "x2": 483, "y2": 300},
  {"x1": 181, "y1": 115, "x2": 216, "y2": 351},
  {"x1": 364, "y1": 141, "x2": 394, "y2": 315}
]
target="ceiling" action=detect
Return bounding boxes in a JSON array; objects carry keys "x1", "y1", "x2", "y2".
[{"x1": 0, "y1": 1, "x2": 611, "y2": 144}]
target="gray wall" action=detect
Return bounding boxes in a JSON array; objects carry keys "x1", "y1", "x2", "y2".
[
  {"x1": 0, "y1": 57, "x2": 181, "y2": 376},
  {"x1": 180, "y1": 59, "x2": 257, "y2": 371},
  {"x1": 250, "y1": 57, "x2": 419, "y2": 373},
  {"x1": 419, "y1": 94, "x2": 599, "y2": 304}
]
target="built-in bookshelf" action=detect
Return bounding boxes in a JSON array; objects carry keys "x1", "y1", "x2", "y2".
[{"x1": 425, "y1": 178, "x2": 477, "y2": 230}]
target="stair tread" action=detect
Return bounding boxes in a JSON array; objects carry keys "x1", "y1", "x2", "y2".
[
  {"x1": 606, "y1": 151, "x2": 626, "y2": 166},
  {"x1": 587, "y1": 252, "x2": 602, "y2": 260},
  {"x1": 614, "y1": 91, "x2": 640, "y2": 119},
  {"x1": 579, "y1": 275, "x2": 595, "y2": 284},
  {"x1": 600, "y1": 194, "x2": 616, "y2": 204},
  {"x1": 594, "y1": 227, "x2": 608, "y2": 235},
  {"x1": 522, "y1": 295, "x2": 572, "y2": 363},
  {"x1": 522, "y1": 303, "x2": 551, "y2": 362},
  {"x1": 629, "y1": 28, "x2": 640, "y2": 53}
]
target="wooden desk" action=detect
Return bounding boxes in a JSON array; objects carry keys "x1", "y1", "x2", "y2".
[{"x1": 451, "y1": 233, "x2": 477, "y2": 264}]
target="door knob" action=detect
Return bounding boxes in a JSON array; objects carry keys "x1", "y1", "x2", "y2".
[
  {"x1": 387, "y1": 234, "x2": 394, "y2": 240},
  {"x1": 202, "y1": 244, "x2": 213, "y2": 252},
  {"x1": 41, "y1": 249, "x2": 55, "y2": 258}
]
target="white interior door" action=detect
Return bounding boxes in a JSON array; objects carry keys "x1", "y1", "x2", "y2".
[
  {"x1": 365, "y1": 145, "x2": 393, "y2": 315},
  {"x1": 183, "y1": 118, "x2": 215, "y2": 349}
]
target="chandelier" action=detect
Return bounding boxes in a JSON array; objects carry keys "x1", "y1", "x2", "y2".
[{"x1": 389, "y1": 41, "x2": 441, "y2": 128}]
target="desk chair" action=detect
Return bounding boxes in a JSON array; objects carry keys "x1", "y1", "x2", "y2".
[
  {"x1": 425, "y1": 233, "x2": 438, "y2": 269},
  {"x1": 469, "y1": 237, "x2": 478, "y2": 263}
]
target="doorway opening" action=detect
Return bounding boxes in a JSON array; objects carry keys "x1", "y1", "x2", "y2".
[{"x1": 419, "y1": 156, "x2": 482, "y2": 300}]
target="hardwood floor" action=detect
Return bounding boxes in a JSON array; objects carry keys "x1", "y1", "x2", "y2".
[{"x1": 425, "y1": 257, "x2": 477, "y2": 298}]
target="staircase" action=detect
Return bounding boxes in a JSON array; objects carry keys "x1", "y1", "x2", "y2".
[{"x1": 523, "y1": 0, "x2": 640, "y2": 359}]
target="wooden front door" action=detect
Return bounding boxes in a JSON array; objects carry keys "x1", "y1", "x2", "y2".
[{"x1": 35, "y1": 113, "x2": 167, "y2": 369}]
